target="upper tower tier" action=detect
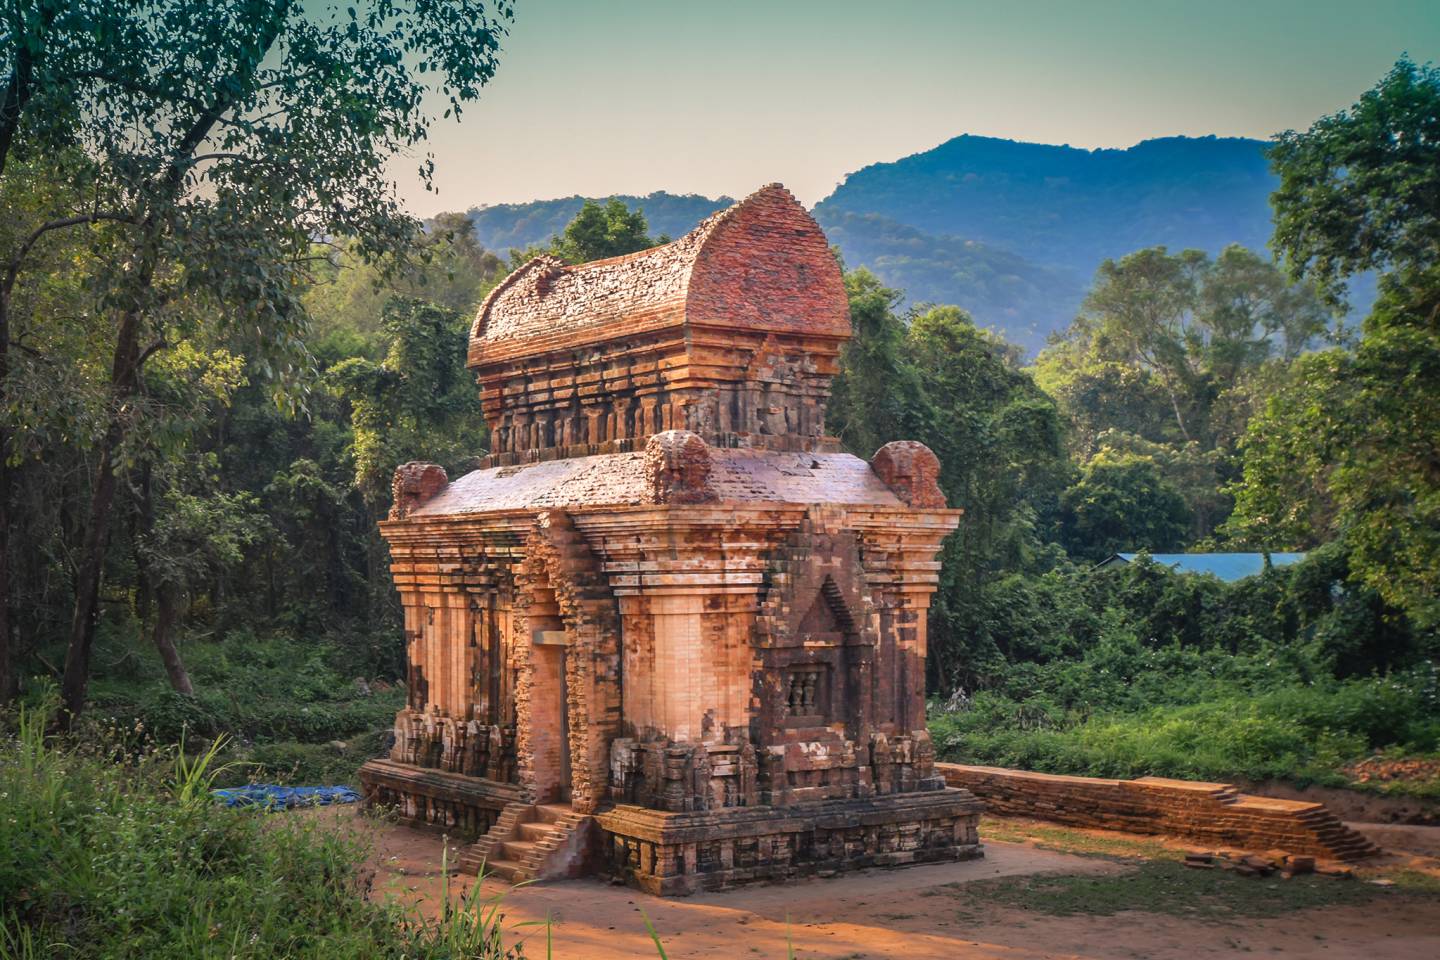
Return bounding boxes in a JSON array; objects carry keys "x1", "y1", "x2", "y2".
[{"x1": 468, "y1": 185, "x2": 851, "y2": 466}]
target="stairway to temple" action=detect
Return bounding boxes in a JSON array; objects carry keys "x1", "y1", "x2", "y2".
[{"x1": 458, "y1": 802, "x2": 593, "y2": 882}]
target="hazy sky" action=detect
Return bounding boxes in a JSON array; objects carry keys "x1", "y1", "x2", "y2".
[{"x1": 399, "y1": 0, "x2": 1439, "y2": 216}]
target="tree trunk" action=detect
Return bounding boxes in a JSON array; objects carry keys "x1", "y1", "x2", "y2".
[
  {"x1": 56, "y1": 0, "x2": 291, "y2": 724},
  {"x1": 59, "y1": 308, "x2": 141, "y2": 723},
  {"x1": 151, "y1": 584, "x2": 193, "y2": 696},
  {"x1": 133, "y1": 463, "x2": 152, "y2": 625},
  {"x1": 1163, "y1": 376, "x2": 1193, "y2": 444},
  {"x1": 0, "y1": 461, "x2": 13, "y2": 705},
  {"x1": 0, "y1": 290, "x2": 12, "y2": 703}
]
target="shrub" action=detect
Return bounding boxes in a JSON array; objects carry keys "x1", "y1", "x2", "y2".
[{"x1": 0, "y1": 697, "x2": 528, "y2": 959}]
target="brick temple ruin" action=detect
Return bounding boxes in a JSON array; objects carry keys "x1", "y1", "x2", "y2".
[{"x1": 358, "y1": 184, "x2": 984, "y2": 895}]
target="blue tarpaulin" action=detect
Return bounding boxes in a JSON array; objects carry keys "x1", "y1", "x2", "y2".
[{"x1": 211, "y1": 784, "x2": 361, "y2": 811}]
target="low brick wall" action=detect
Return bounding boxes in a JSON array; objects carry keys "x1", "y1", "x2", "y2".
[{"x1": 937, "y1": 763, "x2": 1379, "y2": 861}]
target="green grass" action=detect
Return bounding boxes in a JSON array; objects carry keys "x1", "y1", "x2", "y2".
[
  {"x1": 962, "y1": 814, "x2": 1440, "y2": 921},
  {"x1": 79, "y1": 629, "x2": 404, "y2": 787},
  {"x1": 931, "y1": 670, "x2": 1440, "y2": 800},
  {"x1": 934, "y1": 860, "x2": 1391, "y2": 921}
]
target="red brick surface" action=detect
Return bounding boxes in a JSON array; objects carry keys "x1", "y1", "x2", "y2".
[
  {"x1": 937, "y1": 763, "x2": 1380, "y2": 861},
  {"x1": 469, "y1": 184, "x2": 847, "y2": 359},
  {"x1": 466, "y1": 186, "x2": 850, "y2": 464},
  {"x1": 408, "y1": 448, "x2": 910, "y2": 516}
]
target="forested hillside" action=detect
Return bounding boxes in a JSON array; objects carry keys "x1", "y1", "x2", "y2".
[
  {"x1": 462, "y1": 136, "x2": 1312, "y2": 351},
  {"x1": 464, "y1": 192, "x2": 730, "y2": 254},
  {"x1": 815, "y1": 135, "x2": 1276, "y2": 272}
]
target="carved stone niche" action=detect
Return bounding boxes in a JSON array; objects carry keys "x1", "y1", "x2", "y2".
[
  {"x1": 752, "y1": 529, "x2": 874, "y2": 748},
  {"x1": 608, "y1": 735, "x2": 760, "y2": 813}
]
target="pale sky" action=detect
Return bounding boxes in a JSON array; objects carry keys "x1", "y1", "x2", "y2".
[{"x1": 398, "y1": 0, "x2": 1440, "y2": 216}]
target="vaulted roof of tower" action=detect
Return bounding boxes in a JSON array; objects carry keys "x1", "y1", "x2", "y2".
[{"x1": 467, "y1": 184, "x2": 849, "y2": 368}]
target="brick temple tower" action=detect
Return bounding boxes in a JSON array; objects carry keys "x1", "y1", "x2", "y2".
[{"x1": 359, "y1": 184, "x2": 983, "y2": 894}]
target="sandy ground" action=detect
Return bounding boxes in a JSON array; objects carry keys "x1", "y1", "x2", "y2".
[{"x1": 299, "y1": 809, "x2": 1440, "y2": 959}]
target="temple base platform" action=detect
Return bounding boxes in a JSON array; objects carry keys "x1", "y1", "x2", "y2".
[{"x1": 594, "y1": 787, "x2": 984, "y2": 895}]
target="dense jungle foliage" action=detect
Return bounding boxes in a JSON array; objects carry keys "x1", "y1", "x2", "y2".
[{"x1": 0, "y1": 6, "x2": 1436, "y2": 812}]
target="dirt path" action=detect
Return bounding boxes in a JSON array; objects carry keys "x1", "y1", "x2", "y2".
[
  {"x1": 303, "y1": 809, "x2": 1440, "y2": 959},
  {"x1": 1351, "y1": 822, "x2": 1440, "y2": 858}
]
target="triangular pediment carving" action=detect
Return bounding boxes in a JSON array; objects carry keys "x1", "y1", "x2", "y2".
[{"x1": 754, "y1": 514, "x2": 872, "y2": 649}]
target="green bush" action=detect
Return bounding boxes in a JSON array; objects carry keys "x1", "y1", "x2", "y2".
[
  {"x1": 88, "y1": 633, "x2": 403, "y2": 750},
  {"x1": 0, "y1": 698, "x2": 528, "y2": 959}
]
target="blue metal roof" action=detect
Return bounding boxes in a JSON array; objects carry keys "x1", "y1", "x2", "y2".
[{"x1": 1100, "y1": 552, "x2": 1307, "y2": 582}]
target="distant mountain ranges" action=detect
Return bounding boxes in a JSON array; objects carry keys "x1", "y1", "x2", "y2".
[{"x1": 462, "y1": 135, "x2": 1290, "y2": 352}]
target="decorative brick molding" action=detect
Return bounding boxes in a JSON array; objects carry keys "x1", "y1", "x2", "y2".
[
  {"x1": 937, "y1": 763, "x2": 1380, "y2": 861},
  {"x1": 360, "y1": 758, "x2": 520, "y2": 840},
  {"x1": 596, "y1": 791, "x2": 983, "y2": 895},
  {"x1": 467, "y1": 185, "x2": 850, "y2": 465}
]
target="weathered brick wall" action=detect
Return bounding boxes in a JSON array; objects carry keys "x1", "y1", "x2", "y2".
[
  {"x1": 467, "y1": 185, "x2": 849, "y2": 465},
  {"x1": 596, "y1": 790, "x2": 982, "y2": 895},
  {"x1": 685, "y1": 184, "x2": 849, "y2": 337},
  {"x1": 937, "y1": 763, "x2": 1379, "y2": 860}
]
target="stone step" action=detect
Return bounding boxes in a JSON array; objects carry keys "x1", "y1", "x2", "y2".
[
  {"x1": 500, "y1": 839, "x2": 539, "y2": 861},
  {"x1": 517, "y1": 821, "x2": 560, "y2": 842},
  {"x1": 459, "y1": 802, "x2": 591, "y2": 882},
  {"x1": 536, "y1": 803, "x2": 577, "y2": 824},
  {"x1": 483, "y1": 858, "x2": 527, "y2": 883}
]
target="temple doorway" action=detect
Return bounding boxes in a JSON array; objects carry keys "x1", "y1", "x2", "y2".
[{"x1": 531, "y1": 632, "x2": 572, "y2": 803}]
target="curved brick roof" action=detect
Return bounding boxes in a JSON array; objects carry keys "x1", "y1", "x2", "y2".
[{"x1": 467, "y1": 184, "x2": 849, "y2": 366}]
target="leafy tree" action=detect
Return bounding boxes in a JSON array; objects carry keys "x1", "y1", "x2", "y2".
[
  {"x1": 137, "y1": 470, "x2": 269, "y2": 695},
  {"x1": 548, "y1": 198, "x2": 663, "y2": 264},
  {"x1": 827, "y1": 268, "x2": 929, "y2": 458},
  {"x1": 1270, "y1": 56, "x2": 1440, "y2": 307},
  {"x1": 306, "y1": 213, "x2": 505, "y2": 338},
  {"x1": 330, "y1": 298, "x2": 488, "y2": 505},
  {"x1": 1088, "y1": 430, "x2": 1230, "y2": 545},
  {"x1": 1031, "y1": 347, "x2": 1175, "y2": 460},
  {"x1": 1055, "y1": 245, "x2": 1328, "y2": 447},
  {"x1": 1060, "y1": 452, "x2": 1191, "y2": 562},
  {"x1": 1228, "y1": 287, "x2": 1440, "y2": 629},
  {"x1": 1231, "y1": 58, "x2": 1440, "y2": 632},
  {"x1": 0, "y1": 0, "x2": 513, "y2": 715},
  {"x1": 1075, "y1": 247, "x2": 1209, "y2": 442},
  {"x1": 1035, "y1": 244, "x2": 1329, "y2": 544},
  {"x1": 829, "y1": 278, "x2": 1070, "y2": 690}
]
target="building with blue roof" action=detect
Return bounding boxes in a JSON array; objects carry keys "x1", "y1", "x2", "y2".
[{"x1": 1096, "y1": 552, "x2": 1307, "y2": 582}]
